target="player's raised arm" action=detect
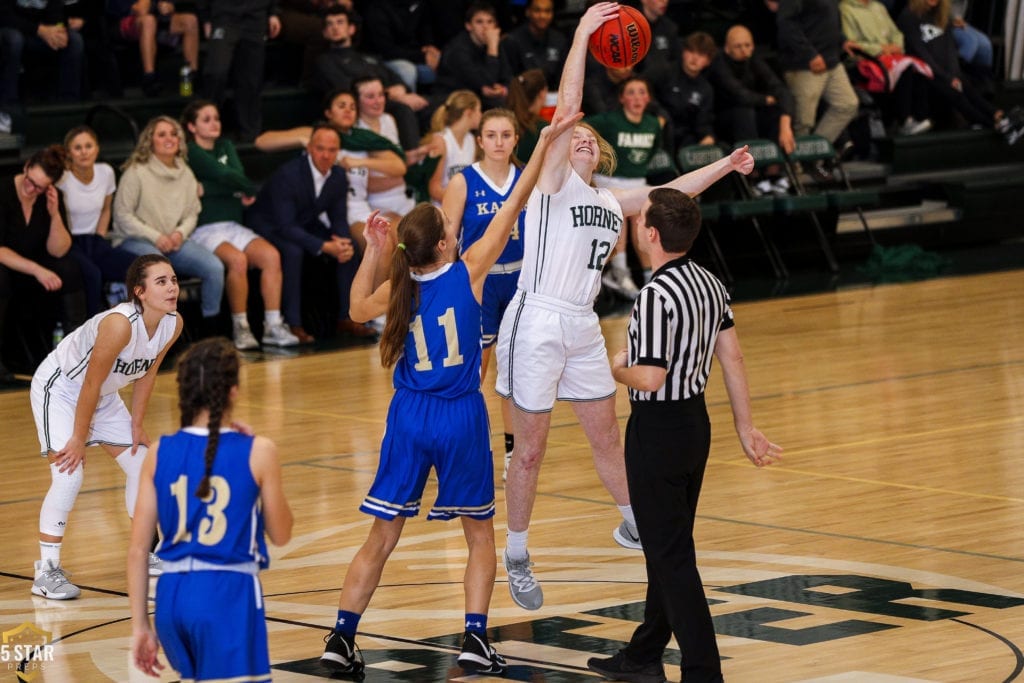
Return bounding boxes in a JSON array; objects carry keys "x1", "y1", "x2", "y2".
[{"x1": 539, "y1": 2, "x2": 620, "y2": 193}]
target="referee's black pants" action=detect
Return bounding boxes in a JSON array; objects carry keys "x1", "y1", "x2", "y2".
[{"x1": 621, "y1": 396, "x2": 723, "y2": 683}]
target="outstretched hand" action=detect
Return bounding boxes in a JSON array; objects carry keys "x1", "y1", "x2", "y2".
[
  {"x1": 578, "y1": 2, "x2": 620, "y2": 38},
  {"x1": 364, "y1": 210, "x2": 391, "y2": 252},
  {"x1": 729, "y1": 145, "x2": 755, "y2": 176},
  {"x1": 539, "y1": 111, "x2": 585, "y2": 144}
]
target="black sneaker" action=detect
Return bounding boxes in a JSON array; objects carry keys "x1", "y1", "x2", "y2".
[
  {"x1": 321, "y1": 630, "x2": 364, "y2": 674},
  {"x1": 587, "y1": 650, "x2": 667, "y2": 682},
  {"x1": 457, "y1": 631, "x2": 507, "y2": 675}
]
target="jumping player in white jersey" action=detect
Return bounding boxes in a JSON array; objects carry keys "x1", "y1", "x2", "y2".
[
  {"x1": 495, "y1": 1, "x2": 755, "y2": 611},
  {"x1": 29, "y1": 254, "x2": 183, "y2": 599},
  {"x1": 318, "y1": 112, "x2": 580, "y2": 678}
]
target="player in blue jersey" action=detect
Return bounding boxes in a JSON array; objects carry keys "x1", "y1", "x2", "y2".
[
  {"x1": 127, "y1": 338, "x2": 293, "y2": 682},
  {"x1": 441, "y1": 108, "x2": 525, "y2": 481},
  {"x1": 317, "y1": 111, "x2": 581, "y2": 678}
]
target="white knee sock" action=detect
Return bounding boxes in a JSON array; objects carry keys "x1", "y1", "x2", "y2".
[
  {"x1": 115, "y1": 446, "x2": 146, "y2": 516},
  {"x1": 506, "y1": 529, "x2": 529, "y2": 560},
  {"x1": 39, "y1": 462, "x2": 83, "y2": 538}
]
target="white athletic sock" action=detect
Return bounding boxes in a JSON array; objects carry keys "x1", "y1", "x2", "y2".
[
  {"x1": 506, "y1": 529, "x2": 529, "y2": 560},
  {"x1": 116, "y1": 447, "x2": 146, "y2": 516},
  {"x1": 39, "y1": 542, "x2": 61, "y2": 568},
  {"x1": 618, "y1": 504, "x2": 636, "y2": 527},
  {"x1": 232, "y1": 313, "x2": 249, "y2": 328},
  {"x1": 265, "y1": 310, "x2": 283, "y2": 326}
]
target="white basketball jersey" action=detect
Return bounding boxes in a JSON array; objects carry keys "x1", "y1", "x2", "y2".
[
  {"x1": 338, "y1": 149, "x2": 369, "y2": 201},
  {"x1": 518, "y1": 169, "x2": 624, "y2": 306},
  {"x1": 53, "y1": 302, "x2": 179, "y2": 396},
  {"x1": 441, "y1": 128, "x2": 477, "y2": 193}
]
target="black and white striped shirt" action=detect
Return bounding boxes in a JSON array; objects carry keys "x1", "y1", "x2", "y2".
[{"x1": 626, "y1": 257, "x2": 734, "y2": 402}]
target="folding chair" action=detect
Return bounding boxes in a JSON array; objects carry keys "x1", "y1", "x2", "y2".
[
  {"x1": 719, "y1": 139, "x2": 790, "y2": 279},
  {"x1": 676, "y1": 144, "x2": 733, "y2": 283},
  {"x1": 785, "y1": 134, "x2": 881, "y2": 252}
]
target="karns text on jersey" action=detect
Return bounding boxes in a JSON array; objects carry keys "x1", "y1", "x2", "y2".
[{"x1": 569, "y1": 204, "x2": 622, "y2": 234}]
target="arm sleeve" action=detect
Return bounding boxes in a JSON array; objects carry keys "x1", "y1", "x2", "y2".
[
  {"x1": 188, "y1": 142, "x2": 258, "y2": 195},
  {"x1": 270, "y1": 177, "x2": 324, "y2": 255}
]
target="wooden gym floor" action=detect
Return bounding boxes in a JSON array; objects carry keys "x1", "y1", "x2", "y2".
[{"x1": 0, "y1": 268, "x2": 1022, "y2": 682}]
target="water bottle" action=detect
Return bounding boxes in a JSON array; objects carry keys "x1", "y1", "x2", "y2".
[
  {"x1": 52, "y1": 322, "x2": 64, "y2": 349},
  {"x1": 179, "y1": 66, "x2": 193, "y2": 98}
]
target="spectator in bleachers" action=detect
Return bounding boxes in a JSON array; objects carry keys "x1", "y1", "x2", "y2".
[
  {"x1": 310, "y1": 8, "x2": 426, "y2": 148},
  {"x1": 278, "y1": 0, "x2": 345, "y2": 86},
  {"x1": 104, "y1": 0, "x2": 199, "y2": 97},
  {"x1": 649, "y1": 31, "x2": 717, "y2": 153},
  {"x1": 950, "y1": 1, "x2": 993, "y2": 79},
  {"x1": 58, "y1": 126, "x2": 136, "y2": 316},
  {"x1": 507, "y1": 68, "x2": 549, "y2": 162},
  {"x1": 777, "y1": 0, "x2": 860, "y2": 147},
  {"x1": 427, "y1": 90, "x2": 482, "y2": 205},
  {"x1": 359, "y1": 0, "x2": 440, "y2": 94},
  {"x1": 434, "y1": 2, "x2": 511, "y2": 111},
  {"x1": 583, "y1": 58, "x2": 639, "y2": 115},
  {"x1": 112, "y1": 116, "x2": 224, "y2": 334},
  {"x1": 255, "y1": 89, "x2": 408, "y2": 240},
  {"x1": 198, "y1": 0, "x2": 280, "y2": 143},
  {"x1": 351, "y1": 77, "x2": 418, "y2": 220},
  {"x1": 585, "y1": 75, "x2": 663, "y2": 297},
  {"x1": 840, "y1": 0, "x2": 934, "y2": 136},
  {"x1": 632, "y1": 0, "x2": 683, "y2": 76},
  {"x1": 246, "y1": 123, "x2": 378, "y2": 343},
  {"x1": 0, "y1": 146, "x2": 87, "y2": 381},
  {"x1": 0, "y1": 0, "x2": 85, "y2": 103},
  {"x1": 898, "y1": 0, "x2": 1020, "y2": 142},
  {"x1": 182, "y1": 100, "x2": 299, "y2": 350},
  {"x1": 710, "y1": 25, "x2": 795, "y2": 152},
  {"x1": 502, "y1": 0, "x2": 567, "y2": 91}
]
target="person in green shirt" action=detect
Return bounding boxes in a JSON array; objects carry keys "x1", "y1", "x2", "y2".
[{"x1": 182, "y1": 100, "x2": 299, "y2": 350}]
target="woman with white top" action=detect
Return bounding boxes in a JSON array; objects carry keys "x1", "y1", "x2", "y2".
[
  {"x1": 58, "y1": 126, "x2": 136, "y2": 315},
  {"x1": 352, "y1": 77, "x2": 418, "y2": 220},
  {"x1": 427, "y1": 90, "x2": 482, "y2": 205}
]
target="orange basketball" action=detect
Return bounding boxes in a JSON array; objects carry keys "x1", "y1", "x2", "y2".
[{"x1": 587, "y1": 6, "x2": 652, "y2": 69}]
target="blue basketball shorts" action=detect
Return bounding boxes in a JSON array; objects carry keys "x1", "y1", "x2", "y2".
[
  {"x1": 360, "y1": 388, "x2": 496, "y2": 521},
  {"x1": 154, "y1": 571, "x2": 270, "y2": 682},
  {"x1": 482, "y1": 270, "x2": 520, "y2": 348}
]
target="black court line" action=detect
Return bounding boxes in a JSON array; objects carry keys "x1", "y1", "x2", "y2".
[
  {"x1": 951, "y1": 618, "x2": 1024, "y2": 682},
  {"x1": 0, "y1": 570, "x2": 128, "y2": 599}
]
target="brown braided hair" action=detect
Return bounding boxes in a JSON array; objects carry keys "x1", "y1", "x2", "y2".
[{"x1": 176, "y1": 337, "x2": 240, "y2": 499}]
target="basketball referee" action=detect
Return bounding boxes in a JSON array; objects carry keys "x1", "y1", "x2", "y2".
[{"x1": 589, "y1": 187, "x2": 782, "y2": 683}]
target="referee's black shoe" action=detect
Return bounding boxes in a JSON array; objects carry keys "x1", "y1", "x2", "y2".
[{"x1": 587, "y1": 650, "x2": 667, "y2": 682}]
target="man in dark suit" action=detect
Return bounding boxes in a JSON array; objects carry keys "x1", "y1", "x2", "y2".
[{"x1": 247, "y1": 124, "x2": 377, "y2": 343}]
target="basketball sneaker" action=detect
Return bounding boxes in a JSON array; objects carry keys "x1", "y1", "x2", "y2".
[
  {"x1": 613, "y1": 520, "x2": 642, "y2": 550},
  {"x1": 148, "y1": 553, "x2": 163, "y2": 576},
  {"x1": 587, "y1": 650, "x2": 667, "y2": 682},
  {"x1": 321, "y1": 630, "x2": 364, "y2": 674},
  {"x1": 261, "y1": 321, "x2": 300, "y2": 347},
  {"x1": 503, "y1": 550, "x2": 543, "y2": 610},
  {"x1": 32, "y1": 560, "x2": 81, "y2": 600},
  {"x1": 457, "y1": 631, "x2": 508, "y2": 675},
  {"x1": 233, "y1": 322, "x2": 260, "y2": 350}
]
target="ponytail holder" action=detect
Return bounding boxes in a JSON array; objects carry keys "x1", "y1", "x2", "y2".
[{"x1": 396, "y1": 242, "x2": 406, "y2": 251}]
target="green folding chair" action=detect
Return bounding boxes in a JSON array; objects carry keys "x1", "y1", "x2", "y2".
[{"x1": 676, "y1": 144, "x2": 733, "y2": 283}]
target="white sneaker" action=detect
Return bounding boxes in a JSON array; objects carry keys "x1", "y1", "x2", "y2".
[
  {"x1": 32, "y1": 560, "x2": 81, "y2": 600},
  {"x1": 602, "y1": 266, "x2": 640, "y2": 300},
  {"x1": 754, "y1": 179, "x2": 773, "y2": 196},
  {"x1": 148, "y1": 553, "x2": 163, "y2": 576},
  {"x1": 771, "y1": 177, "x2": 791, "y2": 196},
  {"x1": 900, "y1": 117, "x2": 932, "y2": 136},
  {"x1": 233, "y1": 323, "x2": 260, "y2": 350},
  {"x1": 261, "y1": 321, "x2": 300, "y2": 347},
  {"x1": 612, "y1": 520, "x2": 642, "y2": 550}
]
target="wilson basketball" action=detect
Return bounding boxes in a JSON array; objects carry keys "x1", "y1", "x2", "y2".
[{"x1": 587, "y1": 6, "x2": 652, "y2": 69}]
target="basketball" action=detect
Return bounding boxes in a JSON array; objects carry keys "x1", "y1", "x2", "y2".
[{"x1": 587, "y1": 6, "x2": 652, "y2": 69}]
